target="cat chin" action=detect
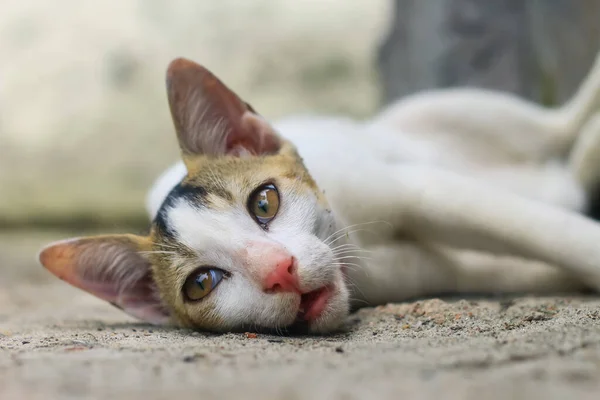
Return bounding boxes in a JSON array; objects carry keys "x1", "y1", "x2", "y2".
[{"x1": 226, "y1": 279, "x2": 350, "y2": 335}]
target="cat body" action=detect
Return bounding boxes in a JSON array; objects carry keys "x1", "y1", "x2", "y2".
[{"x1": 40, "y1": 56, "x2": 600, "y2": 334}]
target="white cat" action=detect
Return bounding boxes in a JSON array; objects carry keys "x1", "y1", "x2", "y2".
[{"x1": 40, "y1": 56, "x2": 600, "y2": 334}]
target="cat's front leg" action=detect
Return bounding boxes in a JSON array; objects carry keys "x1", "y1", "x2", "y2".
[
  {"x1": 394, "y1": 165, "x2": 600, "y2": 290},
  {"x1": 345, "y1": 240, "x2": 462, "y2": 306},
  {"x1": 328, "y1": 162, "x2": 600, "y2": 290},
  {"x1": 346, "y1": 241, "x2": 587, "y2": 307}
]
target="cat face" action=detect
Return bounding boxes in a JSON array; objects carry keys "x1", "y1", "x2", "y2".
[{"x1": 38, "y1": 58, "x2": 350, "y2": 333}]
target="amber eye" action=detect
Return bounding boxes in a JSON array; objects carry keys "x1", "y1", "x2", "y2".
[
  {"x1": 183, "y1": 268, "x2": 226, "y2": 301},
  {"x1": 248, "y1": 184, "x2": 280, "y2": 226}
]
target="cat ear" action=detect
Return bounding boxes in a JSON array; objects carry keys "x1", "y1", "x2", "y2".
[
  {"x1": 166, "y1": 57, "x2": 281, "y2": 157},
  {"x1": 38, "y1": 234, "x2": 170, "y2": 325}
]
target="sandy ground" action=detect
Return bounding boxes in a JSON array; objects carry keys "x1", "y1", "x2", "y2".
[{"x1": 2, "y1": 232, "x2": 600, "y2": 400}]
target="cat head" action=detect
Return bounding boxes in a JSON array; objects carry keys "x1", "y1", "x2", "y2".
[{"x1": 39, "y1": 58, "x2": 350, "y2": 333}]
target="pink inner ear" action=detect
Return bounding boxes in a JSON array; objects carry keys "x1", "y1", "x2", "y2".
[
  {"x1": 39, "y1": 238, "x2": 170, "y2": 325},
  {"x1": 78, "y1": 270, "x2": 170, "y2": 325},
  {"x1": 226, "y1": 112, "x2": 282, "y2": 156},
  {"x1": 166, "y1": 57, "x2": 282, "y2": 157}
]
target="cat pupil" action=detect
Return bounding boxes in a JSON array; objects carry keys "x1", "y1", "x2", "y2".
[
  {"x1": 196, "y1": 272, "x2": 209, "y2": 290},
  {"x1": 258, "y1": 199, "x2": 269, "y2": 213}
]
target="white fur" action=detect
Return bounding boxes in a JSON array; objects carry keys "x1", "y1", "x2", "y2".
[
  {"x1": 569, "y1": 113, "x2": 600, "y2": 193},
  {"x1": 146, "y1": 161, "x2": 187, "y2": 218},
  {"x1": 147, "y1": 53, "x2": 600, "y2": 332},
  {"x1": 371, "y1": 52, "x2": 600, "y2": 165}
]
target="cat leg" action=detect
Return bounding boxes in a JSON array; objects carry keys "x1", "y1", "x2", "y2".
[
  {"x1": 345, "y1": 241, "x2": 464, "y2": 306},
  {"x1": 463, "y1": 163, "x2": 586, "y2": 212},
  {"x1": 369, "y1": 52, "x2": 600, "y2": 164},
  {"x1": 390, "y1": 165, "x2": 600, "y2": 289},
  {"x1": 568, "y1": 114, "x2": 600, "y2": 195},
  {"x1": 435, "y1": 246, "x2": 588, "y2": 295},
  {"x1": 347, "y1": 241, "x2": 586, "y2": 307}
]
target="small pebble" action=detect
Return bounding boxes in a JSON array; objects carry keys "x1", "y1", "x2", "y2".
[
  {"x1": 182, "y1": 353, "x2": 206, "y2": 363},
  {"x1": 335, "y1": 347, "x2": 344, "y2": 353}
]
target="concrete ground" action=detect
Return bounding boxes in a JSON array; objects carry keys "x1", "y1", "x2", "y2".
[{"x1": 2, "y1": 232, "x2": 600, "y2": 400}]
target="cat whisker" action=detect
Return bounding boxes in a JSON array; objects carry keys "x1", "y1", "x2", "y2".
[
  {"x1": 347, "y1": 296, "x2": 371, "y2": 307},
  {"x1": 331, "y1": 262, "x2": 367, "y2": 274},
  {"x1": 335, "y1": 255, "x2": 373, "y2": 262},
  {"x1": 330, "y1": 243, "x2": 363, "y2": 250},
  {"x1": 331, "y1": 246, "x2": 362, "y2": 254},
  {"x1": 325, "y1": 228, "x2": 366, "y2": 246},
  {"x1": 324, "y1": 221, "x2": 392, "y2": 245},
  {"x1": 332, "y1": 261, "x2": 364, "y2": 267},
  {"x1": 332, "y1": 249, "x2": 373, "y2": 257},
  {"x1": 342, "y1": 277, "x2": 370, "y2": 304},
  {"x1": 334, "y1": 248, "x2": 368, "y2": 255},
  {"x1": 327, "y1": 227, "x2": 382, "y2": 247},
  {"x1": 323, "y1": 223, "x2": 365, "y2": 245}
]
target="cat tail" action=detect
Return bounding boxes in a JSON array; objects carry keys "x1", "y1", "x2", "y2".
[
  {"x1": 556, "y1": 52, "x2": 600, "y2": 138},
  {"x1": 398, "y1": 165, "x2": 600, "y2": 289}
]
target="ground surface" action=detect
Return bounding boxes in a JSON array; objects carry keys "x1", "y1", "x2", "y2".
[{"x1": 2, "y1": 232, "x2": 600, "y2": 400}]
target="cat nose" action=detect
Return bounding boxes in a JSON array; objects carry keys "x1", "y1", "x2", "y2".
[{"x1": 263, "y1": 256, "x2": 299, "y2": 294}]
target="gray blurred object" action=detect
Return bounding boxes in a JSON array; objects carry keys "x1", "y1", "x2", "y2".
[{"x1": 378, "y1": 0, "x2": 600, "y2": 106}]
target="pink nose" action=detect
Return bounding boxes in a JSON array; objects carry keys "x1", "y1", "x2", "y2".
[{"x1": 263, "y1": 256, "x2": 299, "y2": 294}]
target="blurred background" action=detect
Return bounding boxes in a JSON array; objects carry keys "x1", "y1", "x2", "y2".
[{"x1": 0, "y1": 0, "x2": 599, "y2": 233}]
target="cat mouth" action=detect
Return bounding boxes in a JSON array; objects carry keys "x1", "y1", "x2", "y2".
[{"x1": 297, "y1": 285, "x2": 333, "y2": 321}]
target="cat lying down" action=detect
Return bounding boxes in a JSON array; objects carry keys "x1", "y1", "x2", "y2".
[{"x1": 40, "y1": 55, "x2": 600, "y2": 334}]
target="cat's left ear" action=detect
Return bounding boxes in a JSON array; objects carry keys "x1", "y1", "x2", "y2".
[
  {"x1": 38, "y1": 234, "x2": 170, "y2": 324},
  {"x1": 166, "y1": 57, "x2": 281, "y2": 158}
]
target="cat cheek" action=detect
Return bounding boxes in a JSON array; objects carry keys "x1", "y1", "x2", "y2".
[{"x1": 295, "y1": 251, "x2": 338, "y2": 292}]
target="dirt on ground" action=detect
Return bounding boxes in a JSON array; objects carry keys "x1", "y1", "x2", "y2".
[{"x1": 2, "y1": 232, "x2": 600, "y2": 400}]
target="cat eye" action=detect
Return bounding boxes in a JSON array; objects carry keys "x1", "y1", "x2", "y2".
[
  {"x1": 248, "y1": 183, "x2": 280, "y2": 226},
  {"x1": 183, "y1": 268, "x2": 226, "y2": 301}
]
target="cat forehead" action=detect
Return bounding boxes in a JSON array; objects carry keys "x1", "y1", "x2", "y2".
[
  {"x1": 186, "y1": 152, "x2": 312, "y2": 188},
  {"x1": 152, "y1": 153, "x2": 322, "y2": 240}
]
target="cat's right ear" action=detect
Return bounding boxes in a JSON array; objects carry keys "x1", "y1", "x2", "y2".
[
  {"x1": 166, "y1": 58, "x2": 282, "y2": 159},
  {"x1": 38, "y1": 234, "x2": 171, "y2": 325}
]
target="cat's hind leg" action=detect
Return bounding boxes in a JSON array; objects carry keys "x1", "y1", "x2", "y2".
[
  {"x1": 568, "y1": 114, "x2": 600, "y2": 218},
  {"x1": 369, "y1": 52, "x2": 600, "y2": 165}
]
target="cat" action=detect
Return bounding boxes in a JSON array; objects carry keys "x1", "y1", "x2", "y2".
[
  {"x1": 365, "y1": 51, "x2": 600, "y2": 214},
  {"x1": 39, "y1": 56, "x2": 600, "y2": 334}
]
